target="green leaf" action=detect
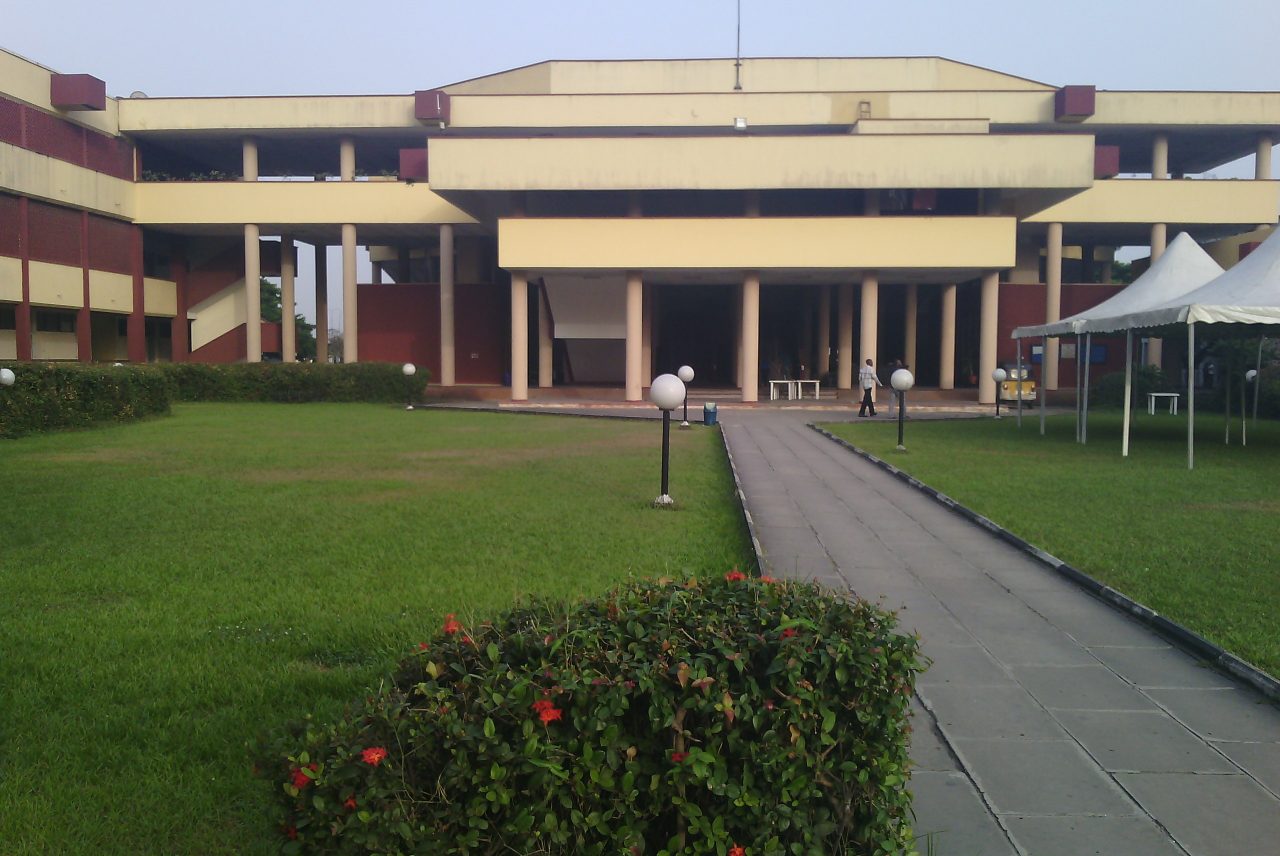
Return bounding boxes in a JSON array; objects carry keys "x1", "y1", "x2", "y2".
[{"x1": 483, "y1": 717, "x2": 496, "y2": 738}]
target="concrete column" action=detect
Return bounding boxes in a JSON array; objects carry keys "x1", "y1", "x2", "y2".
[
  {"x1": 978, "y1": 271, "x2": 999, "y2": 404},
  {"x1": 625, "y1": 271, "x2": 643, "y2": 401},
  {"x1": 537, "y1": 282, "x2": 553, "y2": 388},
  {"x1": 859, "y1": 272, "x2": 878, "y2": 367},
  {"x1": 816, "y1": 285, "x2": 831, "y2": 379},
  {"x1": 244, "y1": 224, "x2": 262, "y2": 362},
  {"x1": 641, "y1": 284, "x2": 653, "y2": 379},
  {"x1": 940, "y1": 283, "x2": 957, "y2": 390},
  {"x1": 439, "y1": 223, "x2": 455, "y2": 385},
  {"x1": 1258, "y1": 135, "x2": 1274, "y2": 180},
  {"x1": 745, "y1": 189, "x2": 761, "y2": 217},
  {"x1": 799, "y1": 292, "x2": 813, "y2": 377},
  {"x1": 510, "y1": 272, "x2": 528, "y2": 400},
  {"x1": 1152, "y1": 133, "x2": 1169, "y2": 180},
  {"x1": 280, "y1": 234, "x2": 296, "y2": 362},
  {"x1": 904, "y1": 283, "x2": 918, "y2": 372},
  {"x1": 341, "y1": 223, "x2": 357, "y2": 363},
  {"x1": 1044, "y1": 222, "x2": 1063, "y2": 389},
  {"x1": 741, "y1": 272, "x2": 760, "y2": 403},
  {"x1": 863, "y1": 191, "x2": 880, "y2": 216},
  {"x1": 314, "y1": 244, "x2": 328, "y2": 362},
  {"x1": 1147, "y1": 224, "x2": 1167, "y2": 368},
  {"x1": 339, "y1": 137, "x2": 356, "y2": 182},
  {"x1": 837, "y1": 282, "x2": 854, "y2": 390},
  {"x1": 242, "y1": 137, "x2": 258, "y2": 181}
]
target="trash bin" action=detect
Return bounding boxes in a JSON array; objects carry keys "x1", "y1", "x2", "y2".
[{"x1": 703, "y1": 401, "x2": 718, "y2": 426}]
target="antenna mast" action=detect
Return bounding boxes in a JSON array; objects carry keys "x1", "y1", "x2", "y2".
[{"x1": 734, "y1": 0, "x2": 742, "y2": 90}]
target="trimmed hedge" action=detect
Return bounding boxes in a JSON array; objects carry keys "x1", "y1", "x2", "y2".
[
  {"x1": 1089, "y1": 365, "x2": 1174, "y2": 409},
  {"x1": 0, "y1": 362, "x2": 172, "y2": 438},
  {"x1": 156, "y1": 362, "x2": 424, "y2": 403},
  {"x1": 258, "y1": 574, "x2": 925, "y2": 855}
]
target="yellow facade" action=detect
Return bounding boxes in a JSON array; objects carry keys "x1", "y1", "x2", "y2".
[
  {"x1": 0, "y1": 256, "x2": 22, "y2": 302},
  {"x1": 1024, "y1": 180, "x2": 1280, "y2": 224},
  {"x1": 1, "y1": 142, "x2": 134, "y2": 218},
  {"x1": 28, "y1": 262, "x2": 83, "y2": 309},
  {"x1": 88, "y1": 270, "x2": 133, "y2": 313},
  {"x1": 143, "y1": 278, "x2": 178, "y2": 317}
]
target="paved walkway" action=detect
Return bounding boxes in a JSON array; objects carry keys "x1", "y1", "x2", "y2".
[{"x1": 719, "y1": 410, "x2": 1280, "y2": 856}]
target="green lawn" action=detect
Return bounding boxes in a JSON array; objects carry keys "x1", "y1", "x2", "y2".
[
  {"x1": 823, "y1": 410, "x2": 1280, "y2": 678},
  {"x1": 0, "y1": 404, "x2": 753, "y2": 855}
]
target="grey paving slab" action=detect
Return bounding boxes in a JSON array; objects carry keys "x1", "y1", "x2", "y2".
[
  {"x1": 1144, "y1": 687, "x2": 1280, "y2": 742},
  {"x1": 1115, "y1": 772, "x2": 1280, "y2": 856},
  {"x1": 909, "y1": 771, "x2": 1017, "y2": 856},
  {"x1": 1004, "y1": 816, "x2": 1186, "y2": 856},
  {"x1": 950, "y1": 738, "x2": 1140, "y2": 816},
  {"x1": 919, "y1": 684, "x2": 1068, "y2": 740},
  {"x1": 909, "y1": 699, "x2": 961, "y2": 772},
  {"x1": 1011, "y1": 665, "x2": 1159, "y2": 711},
  {"x1": 1211, "y1": 740, "x2": 1280, "y2": 794},
  {"x1": 918, "y1": 644, "x2": 1015, "y2": 687},
  {"x1": 1054, "y1": 710, "x2": 1240, "y2": 773},
  {"x1": 1089, "y1": 646, "x2": 1236, "y2": 689}
]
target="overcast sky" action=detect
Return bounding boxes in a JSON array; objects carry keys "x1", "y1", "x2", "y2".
[{"x1": 3, "y1": 0, "x2": 1276, "y2": 328}]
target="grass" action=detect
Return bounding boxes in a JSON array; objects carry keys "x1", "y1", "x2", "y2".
[
  {"x1": 822, "y1": 409, "x2": 1280, "y2": 678},
  {"x1": 0, "y1": 403, "x2": 754, "y2": 855}
]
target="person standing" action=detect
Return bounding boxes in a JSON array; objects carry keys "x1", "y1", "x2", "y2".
[{"x1": 858, "y1": 358, "x2": 882, "y2": 417}]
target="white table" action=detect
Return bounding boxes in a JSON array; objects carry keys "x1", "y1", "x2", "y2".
[
  {"x1": 768, "y1": 380, "x2": 794, "y2": 401},
  {"x1": 793, "y1": 379, "x2": 820, "y2": 400},
  {"x1": 1148, "y1": 392, "x2": 1180, "y2": 415}
]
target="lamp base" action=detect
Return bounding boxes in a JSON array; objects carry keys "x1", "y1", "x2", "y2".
[
  {"x1": 679, "y1": 421, "x2": 690, "y2": 428},
  {"x1": 653, "y1": 494, "x2": 676, "y2": 508},
  {"x1": 405, "y1": 405, "x2": 415, "y2": 411},
  {"x1": 896, "y1": 444, "x2": 906, "y2": 452}
]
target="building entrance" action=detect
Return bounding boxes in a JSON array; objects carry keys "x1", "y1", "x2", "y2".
[{"x1": 653, "y1": 285, "x2": 736, "y2": 387}]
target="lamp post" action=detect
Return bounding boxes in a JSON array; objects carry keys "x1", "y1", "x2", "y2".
[
  {"x1": 992, "y1": 368, "x2": 1007, "y2": 419},
  {"x1": 402, "y1": 363, "x2": 417, "y2": 411},
  {"x1": 649, "y1": 373, "x2": 686, "y2": 507},
  {"x1": 1244, "y1": 369, "x2": 1257, "y2": 447},
  {"x1": 677, "y1": 365, "x2": 695, "y2": 428},
  {"x1": 890, "y1": 368, "x2": 914, "y2": 451}
]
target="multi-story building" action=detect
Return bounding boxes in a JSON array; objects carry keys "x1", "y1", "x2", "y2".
[{"x1": 2, "y1": 49, "x2": 1276, "y2": 401}]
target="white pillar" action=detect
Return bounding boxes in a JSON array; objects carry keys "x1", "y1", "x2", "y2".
[
  {"x1": 510, "y1": 272, "x2": 528, "y2": 400},
  {"x1": 341, "y1": 223, "x2": 357, "y2": 363},
  {"x1": 1045, "y1": 222, "x2": 1063, "y2": 389},
  {"x1": 904, "y1": 283, "x2": 918, "y2": 372},
  {"x1": 978, "y1": 271, "x2": 999, "y2": 404},
  {"x1": 741, "y1": 272, "x2": 760, "y2": 403},
  {"x1": 439, "y1": 223, "x2": 455, "y2": 385},
  {"x1": 241, "y1": 137, "x2": 258, "y2": 182},
  {"x1": 1258, "y1": 135, "x2": 1274, "y2": 181},
  {"x1": 1152, "y1": 133, "x2": 1169, "y2": 180},
  {"x1": 244, "y1": 225, "x2": 261, "y2": 362},
  {"x1": 625, "y1": 271, "x2": 643, "y2": 401},
  {"x1": 816, "y1": 285, "x2": 831, "y2": 379},
  {"x1": 939, "y1": 283, "x2": 957, "y2": 390},
  {"x1": 641, "y1": 284, "x2": 653, "y2": 379},
  {"x1": 538, "y1": 282, "x2": 553, "y2": 388},
  {"x1": 860, "y1": 273, "x2": 878, "y2": 401},
  {"x1": 314, "y1": 244, "x2": 328, "y2": 362},
  {"x1": 340, "y1": 137, "x2": 356, "y2": 182},
  {"x1": 280, "y1": 234, "x2": 295, "y2": 362},
  {"x1": 837, "y1": 283, "x2": 854, "y2": 391},
  {"x1": 1148, "y1": 224, "x2": 1167, "y2": 367}
]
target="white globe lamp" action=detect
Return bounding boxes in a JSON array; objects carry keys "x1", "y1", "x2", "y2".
[
  {"x1": 890, "y1": 369, "x2": 914, "y2": 451},
  {"x1": 0, "y1": 367, "x2": 14, "y2": 387},
  {"x1": 402, "y1": 363, "x2": 417, "y2": 410},
  {"x1": 676, "y1": 365, "x2": 695, "y2": 427},
  {"x1": 649, "y1": 374, "x2": 686, "y2": 506},
  {"x1": 992, "y1": 368, "x2": 1008, "y2": 419}
]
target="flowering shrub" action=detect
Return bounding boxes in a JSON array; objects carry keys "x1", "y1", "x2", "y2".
[{"x1": 258, "y1": 574, "x2": 925, "y2": 854}]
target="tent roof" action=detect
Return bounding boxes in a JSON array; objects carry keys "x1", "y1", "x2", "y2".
[
  {"x1": 1102, "y1": 227, "x2": 1280, "y2": 329},
  {"x1": 1011, "y1": 232, "x2": 1223, "y2": 339}
]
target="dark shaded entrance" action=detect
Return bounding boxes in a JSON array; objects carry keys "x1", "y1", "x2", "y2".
[{"x1": 654, "y1": 284, "x2": 736, "y2": 386}]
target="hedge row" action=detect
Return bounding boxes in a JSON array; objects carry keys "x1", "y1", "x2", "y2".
[
  {"x1": 258, "y1": 574, "x2": 925, "y2": 855},
  {"x1": 0, "y1": 362, "x2": 172, "y2": 438},
  {"x1": 157, "y1": 362, "x2": 424, "y2": 403}
]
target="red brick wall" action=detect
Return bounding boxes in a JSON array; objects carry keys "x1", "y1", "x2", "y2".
[
  {"x1": 26, "y1": 201, "x2": 82, "y2": 266},
  {"x1": 88, "y1": 215, "x2": 132, "y2": 274},
  {"x1": 0, "y1": 193, "x2": 20, "y2": 258},
  {"x1": 0, "y1": 95, "x2": 134, "y2": 180},
  {"x1": 998, "y1": 282, "x2": 1129, "y2": 378}
]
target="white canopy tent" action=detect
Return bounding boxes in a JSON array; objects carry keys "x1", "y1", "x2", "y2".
[{"x1": 1010, "y1": 233, "x2": 1225, "y2": 447}]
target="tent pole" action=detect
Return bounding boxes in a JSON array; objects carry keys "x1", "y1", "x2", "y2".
[
  {"x1": 1188, "y1": 323, "x2": 1195, "y2": 471},
  {"x1": 1075, "y1": 335, "x2": 1083, "y2": 443},
  {"x1": 1242, "y1": 374, "x2": 1247, "y2": 447},
  {"x1": 1122, "y1": 330, "x2": 1133, "y2": 458},
  {"x1": 1040, "y1": 335, "x2": 1047, "y2": 436},
  {"x1": 1082, "y1": 333, "x2": 1092, "y2": 444},
  {"x1": 1016, "y1": 338, "x2": 1024, "y2": 428},
  {"x1": 1254, "y1": 337, "x2": 1264, "y2": 425},
  {"x1": 1224, "y1": 357, "x2": 1231, "y2": 446}
]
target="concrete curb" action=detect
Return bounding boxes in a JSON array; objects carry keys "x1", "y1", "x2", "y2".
[
  {"x1": 719, "y1": 425, "x2": 766, "y2": 573},
  {"x1": 808, "y1": 423, "x2": 1280, "y2": 704}
]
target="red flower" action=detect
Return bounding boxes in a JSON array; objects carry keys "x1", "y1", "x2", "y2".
[
  {"x1": 724, "y1": 570, "x2": 747, "y2": 582},
  {"x1": 361, "y1": 747, "x2": 388, "y2": 766},
  {"x1": 462, "y1": 635, "x2": 474, "y2": 646},
  {"x1": 759, "y1": 575, "x2": 779, "y2": 584},
  {"x1": 780, "y1": 627, "x2": 797, "y2": 639},
  {"x1": 417, "y1": 642, "x2": 429, "y2": 651},
  {"x1": 290, "y1": 763, "x2": 317, "y2": 789},
  {"x1": 531, "y1": 698, "x2": 562, "y2": 725},
  {"x1": 442, "y1": 613, "x2": 462, "y2": 635},
  {"x1": 670, "y1": 751, "x2": 687, "y2": 763},
  {"x1": 729, "y1": 846, "x2": 745, "y2": 856},
  {"x1": 764, "y1": 699, "x2": 776, "y2": 711},
  {"x1": 344, "y1": 796, "x2": 358, "y2": 810},
  {"x1": 285, "y1": 826, "x2": 298, "y2": 840}
]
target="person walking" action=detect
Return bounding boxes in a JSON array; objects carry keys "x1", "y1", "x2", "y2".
[{"x1": 858, "y1": 358, "x2": 882, "y2": 417}]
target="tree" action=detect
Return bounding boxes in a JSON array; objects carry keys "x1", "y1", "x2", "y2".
[{"x1": 259, "y1": 278, "x2": 317, "y2": 360}]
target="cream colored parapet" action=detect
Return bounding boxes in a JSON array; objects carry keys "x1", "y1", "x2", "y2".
[
  {"x1": 431, "y1": 135, "x2": 1093, "y2": 191},
  {"x1": 1023, "y1": 179, "x2": 1279, "y2": 224},
  {"x1": 144, "y1": 278, "x2": 178, "y2": 317},
  {"x1": 886, "y1": 91, "x2": 1056, "y2": 125},
  {"x1": 498, "y1": 217, "x2": 1016, "y2": 270},
  {"x1": 133, "y1": 181, "x2": 476, "y2": 226},
  {"x1": 119, "y1": 96, "x2": 417, "y2": 132},
  {"x1": 89, "y1": 270, "x2": 132, "y2": 313},
  {"x1": 0, "y1": 49, "x2": 119, "y2": 136},
  {"x1": 1090, "y1": 92, "x2": 1280, "y2": 128},
  {"x1": 28, "y1": 261, "x2": 83, "y2": 309},
  {"x1": 1, "y1": 142, "x2": 134, "y2": 218},
  {"x1": 0, "y1": 256, "x2": 21, "y2": 302}
]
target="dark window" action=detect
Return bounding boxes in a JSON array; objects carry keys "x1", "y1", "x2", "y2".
[
  {"x1": 34, "y1": 309, "x2": 76, "y2": 333},
  {"x1": 0, "y1": 304, "x2": 15, "y2": 329}
]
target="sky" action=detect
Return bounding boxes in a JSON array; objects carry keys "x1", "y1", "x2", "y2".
[{"x1": 3, "y1": 0, "x2": 1277, "y2": 327}]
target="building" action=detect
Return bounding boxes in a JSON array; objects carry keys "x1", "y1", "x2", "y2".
[{"x1": 2, "y1": 49, "x2": 1277, "y2": 402}]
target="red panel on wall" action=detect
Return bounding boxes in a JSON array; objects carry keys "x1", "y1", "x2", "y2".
[
  {"x1": 24, "y1": 108, "x2": 85, "y2": 164},
  {"x1": 399, "y1": 148, "x2": 428, "y2": 180},
  {"x1": 997, "y1": 281, "x2": 1128, "y2": 378},
  {"x1": 1054, "y1": 85, "x2": 1096, "y2": 122},
  {"x1": 1094, "y1": 145, "x2": 1120, "y2": 179},
  {"x1": 84, "y1": 132, "x2": 135, "y2": 180},
  {"x1": 261, "y1": 321, "x2": 282, "y2": 354},
  {"x1": 191, "y1": 323, "x2": 246, "y2": 364},
  {"x1": 50, "y1": 74, "x2": 107, "y2": 111},
  {"x1": 26, "y1": 201, "x2": 82, "y2": 266},
  {"x1": 455, "y1": 283, "x2": 506, "y2": 384},
  {"x1": 414, "y1": 90, "x2": 451, "y2": 125},
  {"x1": 357, "y1": 284, "x2": 440, "y2": 375},
  {"x1": 0, "y1": 97, "x2": 22, "y2": 146},
  {"x1": 186, "y1": 241, "x2": 245, "y2": 308},
  {"x1": 0, "y1": 194, "x2": 20, "y2": 258},
  {"x1": 88, "y1": 215, "x2": 133, "y2": 274}
]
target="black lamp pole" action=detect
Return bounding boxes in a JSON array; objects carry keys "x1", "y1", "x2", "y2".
[
  {"x1": 682, "y1": 390, "x2": 688, "y2": 426},
  {"x1": 897, "y1": 389, "x2": 906, "y2": 448},
  {"x1": 660, "y1": 410, "x2": 671, "y2": 497}
]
